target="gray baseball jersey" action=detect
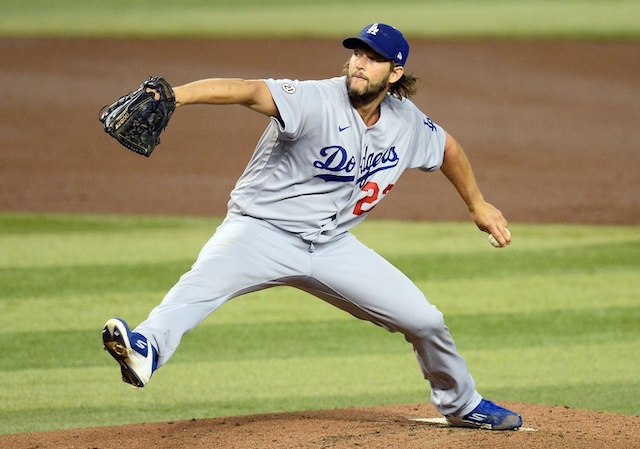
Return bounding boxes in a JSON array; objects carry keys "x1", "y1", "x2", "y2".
[{"x1": 229, "y1": 76, "x2": 446, "y2": 243}]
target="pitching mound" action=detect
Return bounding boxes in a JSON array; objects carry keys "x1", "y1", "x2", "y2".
[{"x1": 2, "y1": 402, "x2": 639, "y2": 448}]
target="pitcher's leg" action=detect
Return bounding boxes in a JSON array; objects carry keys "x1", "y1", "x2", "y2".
[
  {"x1": 134, "y1": 215, "x2": 309, "y2": 367},
  {"x1": 305, "y1": 233, "x2": 480, "y2": 416}
]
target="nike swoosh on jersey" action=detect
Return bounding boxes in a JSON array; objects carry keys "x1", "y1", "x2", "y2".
[{"x1": 339, "y1": 125, "x2": 351, "y2": 132}]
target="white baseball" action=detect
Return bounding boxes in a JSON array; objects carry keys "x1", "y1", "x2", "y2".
[{"x1": 488, "y1": 228, "x2": 511, "y2": 248}]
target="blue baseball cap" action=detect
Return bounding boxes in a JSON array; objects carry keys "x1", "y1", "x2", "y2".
[{"x1": 343, "y1": 23, "x2": 410, "y2": 66}]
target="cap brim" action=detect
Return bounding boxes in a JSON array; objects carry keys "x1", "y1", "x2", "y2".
[{"x1": 342, "y1": 37, "x2": 393, "y2": 61}]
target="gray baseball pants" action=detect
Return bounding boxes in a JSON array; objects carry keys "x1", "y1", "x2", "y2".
[{"x1": 135, "y1": 213, "x2": 482, "y2": 416}]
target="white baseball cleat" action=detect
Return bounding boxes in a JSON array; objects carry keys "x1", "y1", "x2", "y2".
[{"x1": 102, "y1": 318, "x2": 158, "y2": 388}]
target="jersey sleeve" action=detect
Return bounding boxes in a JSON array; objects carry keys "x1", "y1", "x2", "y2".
[
  {"x1": 263, "y1": 79, "x2": 323, "y2": 141},
  {"x1": 390, "y1": 98, "x2": 447, "y2": 172},
  {"x1": 398, "y1": 107, "x2": 446, "y2": 172},
  {"x1": 417, "y1": 116, "x2": 447, "y2": 172}
]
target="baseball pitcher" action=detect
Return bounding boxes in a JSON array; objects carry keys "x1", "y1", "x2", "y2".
[{"x1": 101, "y1": 23, "x2": 521, "y2": 430}]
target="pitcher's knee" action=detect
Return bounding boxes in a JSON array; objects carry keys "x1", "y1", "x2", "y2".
[{"x1": 400, "y1": 305, "x2": 447, "y2": 341}]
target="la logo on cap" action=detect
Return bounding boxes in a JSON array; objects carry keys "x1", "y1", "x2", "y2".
[{"x1": 366, "y1": 24, "x2": 380, "y2": 35}]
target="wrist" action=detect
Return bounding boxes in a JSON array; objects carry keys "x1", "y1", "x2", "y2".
[{"x1": 467, "y1": 197, "x2": 486, "y2": 213}]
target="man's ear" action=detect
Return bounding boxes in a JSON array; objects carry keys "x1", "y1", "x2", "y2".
[{"x1": 389, "y1": 65, "x2": 404, "y2": 84}]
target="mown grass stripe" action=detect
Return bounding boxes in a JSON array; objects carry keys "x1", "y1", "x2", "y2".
[
  {"x1": 2, "y1": 306, "x2": 638, "y2": 371},
  {"x1": 1, "y1": 240, "x2": 637, "y2": 299},
  {"x1": 0, "y1": 213, "x2": 217, "y2": 235},
  {"x1": 388, "y1": 241, "x2": 640, "y2": 281},
  {"x1": 446, "y1": 307, "x2": 640, "y2": 349},
  {"x1": 504, "y1": 382, "x2": 640, "y2": 416},
  {"x1": 0, "y1": 261, "x2": 192, "y2": 299},
  {"x1": 1, "y1": 269, "x2": 637, "y2": 335}
]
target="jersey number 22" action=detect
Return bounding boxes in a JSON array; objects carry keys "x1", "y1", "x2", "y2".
[{"x1": 353, "y1": 182, "x2": 394, "y2": 216}]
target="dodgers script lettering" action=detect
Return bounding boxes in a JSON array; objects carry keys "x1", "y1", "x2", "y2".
[{"x1": 314, "y1": 145, "x2": 400, "y2": 186}]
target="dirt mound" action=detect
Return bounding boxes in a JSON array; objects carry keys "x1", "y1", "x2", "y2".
[{"x1": 3, "y1": 403, "x2": 639, "y2": 449}]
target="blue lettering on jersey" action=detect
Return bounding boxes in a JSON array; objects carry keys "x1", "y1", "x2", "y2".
[
  {"x1": 356, "y1": 146, "x2": 399, "y2": 187},
  {"x1": 313, "y1": 146, "x2": 356, "y2": 182},
  {"x1": 313, "y1": 145, "x2": 399, "y2": 186},
  {"x1": 424, "y1": 115, "x2": 436, "y2": 132}
]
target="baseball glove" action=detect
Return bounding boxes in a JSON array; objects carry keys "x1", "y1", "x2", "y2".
[{"x1": 99, "y1": 77, "x2": 176, "y2": 157}]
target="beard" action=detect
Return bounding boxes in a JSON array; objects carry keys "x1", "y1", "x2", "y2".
[{"x1": 346, "y1": 72, "x2": 388, "y2": 107}]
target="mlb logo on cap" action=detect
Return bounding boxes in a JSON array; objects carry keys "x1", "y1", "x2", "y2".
[{"x1": 343, "y1": 23, "x2": 410, "y2": 66}]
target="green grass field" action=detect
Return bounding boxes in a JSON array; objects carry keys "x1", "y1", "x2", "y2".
[
  {"x1": 0, "y1": 0, "x2": 639, "y2": 39},
  {"x1": 0, "y1": 214, "x2": 638, "y2": 434}
]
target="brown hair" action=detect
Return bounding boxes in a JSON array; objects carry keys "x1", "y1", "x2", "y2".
[
  {"x1": 390, "y1": 71, "x2": 419, "y2": 99},
  {"x1": 341, "y1": 61, "x2": 418, "y2": 99}
]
